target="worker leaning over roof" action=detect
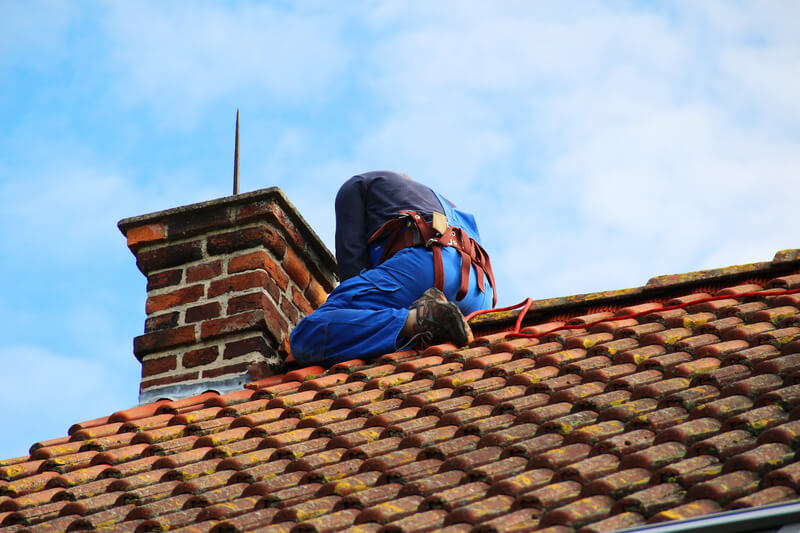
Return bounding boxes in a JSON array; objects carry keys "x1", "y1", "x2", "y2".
[{"x1": 290, "y1": 170, "x2": 496, "y2": 365}]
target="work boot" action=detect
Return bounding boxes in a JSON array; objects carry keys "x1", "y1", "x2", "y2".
[{"x1": 407, "y1": 288, "x2": 473, "y2": 348}]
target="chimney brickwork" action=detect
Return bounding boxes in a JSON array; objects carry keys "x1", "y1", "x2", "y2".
[{"x1": 118, "y1": 187, "x2": 337, "y2": 404}]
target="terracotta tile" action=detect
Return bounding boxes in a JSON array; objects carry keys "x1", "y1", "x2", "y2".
[
  {"x1": 556, "y1": 454, "x2": 619, "y2": 484},
  {"x1": 540, "y1": 495, "x2": 613, "y2": 528},
  {"x1": 419, "y1": 436, "x2": 480, "y2": 461},
  {"x1": 30, "y1": 442, "x2": 84, "y2": 460},
  {"x1": 137, "y1": 507, "x2": 205, "y2": 533},
  {"x1": 259, "y1": 427, "x2": 315, "y2": 448},
  {"x1": 106, "y1": 469, "x2": 170, "y2": 491},
  {"x1": 628, "y1": 406, "x2": 689, "y2": 432},
  {"x1": 673, "y1": 334, "x2": 721, "y2": 356},
  {"x1": 208, "y1": 507, "x2": 279, "y2": 532},
  {"x1": 343, "y1": 437, "x2": 403, "y2": 461},
  {"x1": 413, "y1": 363, "x2": 464, "y2": 381},
  {"x1": 274, "y1": 495, "x2": 340, "y2": 522},
  {"x1": 588, "y1": 338, "x2": 638, "y2": 358},
  {"x1": 126, "y1": 493, "x2": 193, "y2": 520},
  {"x1": 516, "y1": 481, "x2": 581, "y2": 510},
  {"x1": 443, "y1": 347, "x2": 492, "y2": 365},
  {"x1": 420, "y1": 481, "x2": 489, "y2": 511},
  {"x1": 172, "y1": 471, "x2": 237, "y2": 495},
  {"x1": 698, "y1": 316, "x2": 744, "y2": 336},
  {"x1": 295, "y1": 410, "x2": 351, "y2": 429},
  {"x1": 673, "y1": 462, "x2": 722, "y2": 487},
  {"x1": 565, "y1": 420, "x2": 626, "y2": 445},
  {"x1": 489, "y1": 337, "x2": 539, "y2": 354},
  {"x1": 454, "y1": 377, "x2": 506, "y2": 397},
  {"x1": 538, "y1": 411, "x2": 598, "y2": 437},
  {"x1": 473, "y1": 385, "x2": 527, "y2": 407},
  {"x1": 313, "y1": 381, "x2": 366, "y2": 401},
  {"x1": 529, "y1": 374, "x2": 583, "y2": 394},
  {"x1": 384, "y1": 379, "x2": 435, "y2": 400},
  {"x1": 312, "y1": 419, "x2": 369, "y2": 440},
  {"x1": 403, "y1": 389, "x2": 456, "y2": 409},
  {"x1": 687, "y1": 470, "x2": 761, "y2": 505},
  {"x1": 351, "y1": 399, "x2": 404, "y2": 419},
  {"x1": 607, "y1": 369, "x2": 662, "y2": 392},
  {"x1": 381, "y1": 416, "x2": 439, "y2": 440},
  {"x1": 573, "y1": 390, "x2": 631, "y2": 413},
  {"x1": 379, "y1": 509, "x2": 447, "y2": 532},
  {"x1": 639, "y1": 352, "x2": 694, "y2": 372},
  {"x1": 123, "y1": 480, "x2": 181, "y2": 505},
  {"x1": 722, "y1": 322, "x2": 776, "y2": 343},
  {"x1": 653, "y1": 454, "x2": 719, "y2": 485},
  {"x1": 758, "y1": 383, "x2": 800, "y2": 411},
  {"x1": 467, "y1": 456, "x2": 527, "y2": 484},
  {"x1": 364, "y1": 373, "x2": 416, "y2": 392},
  {"x1": 581, "y1": 467, "x2": 651, "y2": 499},
  {"x1": 354, "y1": 495, "x2": 423, "y2": 524},
  {"x1": 297, "y1": 373, "x2": 349, "y2": 392},
  {"x1": 504, "y1": 368, "x2": 560, "y2": 392},
  {"x1": 421, "y1": 343, "x2": 459, "y2": 357},
  {"x1": 265, "y1": 391, "x2": 318, "y2": 409},
  {"x1": 648, "y1": 499, "x2": 721, "y2": 523},
  {"x1": 536, "y1": 349, "x2": 588, "y2": 369},
  {"x1": 458, "y1": 414, "x2": 516, "y2": 438},
  {"x1": 287, "y1": 448, "x2": 346, "y2": 472},
  {"x1": 68, "y1": 422, "x2": 126, "y2": 442},
  {"x1": 618, "y1": 323, "x2": 666, "y2": 341},
  {"x1": 693, "y1": 365, "x2": 750, "y2": 390},
  {"x1": 670, "y1": 312, "x2": 718, "y2": 330},
  {"x1": 611, "y1": 482, "x2": 685, "y2": 517},
  {"x1": 562, "y1": 356, "x2": 611, "y2": 375},
  {"x1": 376, "y1": 349, "x2": 418, "y2": 364},
  {"x1": 515, "y1": 403, "x2": 572, "y2": 425},
  {"x1": 688, "y1": 297, "x2": 739, "y2": 314},
  {"x1": 726, "y1": 485, "x2": 797, "y2": 510},
  {"x1": 631, "y1": 377, "x2": 690, "y2": 400},
  {"x1": 620, "y1": 442, "x2": 686, "y2": 470},
  {"x1": 443, "y1": 494, "x2": 514, "y2": 525},
  {"x1": 592, "y1": 430, "x2": 654, "y2": 456},
  {"x1": 724, "y1": 443, "x2": 794, "y2": 474},
  {"x1": 576, "y1": 511, "x2": 645, "y2": 533},
  {"x1": 438, "y1": 405, "x2": 494, "y2": 429},
  {"x1": 615, "y1": 345, "x2": 666, "y2": 365},
  {"x1": 690, "y1": 430, "x2": 758, "y2": 459},
  {"x1": 542, "y1": 329, "x2": 589, "y2": 345},
  {"x1": 163, "y1": 458, "x2": 222, "y2": 482},
  {"x1": 347, "y1": 365, "x2": 398, "y2": 383},
  {"x1": 2, "y1": 471, "x2": 60, "y2": 497},
  {"x1": 359, "y1": 449, "x2": 421, "y2": 473},
  {"x1": 398, "y1": 470, "x2": 466, "y2": 497},
  {"x1": 236, "y1": 468, "x2": 300, "y2": 489},
  {"x1": 512, "y1": 341, "x2": 563, "y2": 359},
  {"x1": 723, "y1": 405, "x2": 788, "y2": 435},
  {"x1": 564, "y1": 333, "x2": 614, "y2": 351},
  {"x1": 722, "y1": 374, "x2": 783, "y2": 399},
  {"x1": 758, "y1": 419, "x2": 800, "y2": 448},
  {"x1": 317, "y1": 471, "x2": 383, "y2": 497},
  {"x1": 519, "y1": 322, "x2": 565, "y2": 336},
  {"x1": 435, "y1": 369, "x2": 485, "y2": 389},
  {"x1": 483, "y1": 358, "x2": 536, "y2": 379},
  {"x1": 230, "y1": 409, "x2": 284, "y2": 429},
  {"x1": 363, "y1": 407, "x2": 420, "y2": 429},
  {"x1": 757, "y1": 327, "x2": 800, "y2": 349},
  {"x1": 327, "y1": 427, "x2": 383, "y2": 449},
  {"x1": 478, "y1": 423, "x2": 539, "y2": 448},
  {"x1": 377, "y1": 458, "x2": 442, "y2": 484},
  {"x1": 655, "y1": 418, "x2": 722, "y2": 445},
  {"x1": 439, "y1": 447, "x2": 503, "y2": 473},
  {"x1": 766, "y1": 460, "x2": 800, "y2": 489},
  {"x1": 589, "y1": 318, "x2": 639, "y2": 335},
  {"x1": 583, "y1": 363, "x2": 637, "y2": 383},
  {"x1": 528, "y1": 443, "x2": 591, "y2": 470},
  {"x1": 660, "y1": 385, "x2": 720, "y2": 411},
  {"x1": 597, "y1": 398, "x2": 658, "y2": 423},
  {"x1": 1, "y1": 487, "x2": 64, "y2": 512},
  {"x1": 258, "y1": 483, "x2": 322, "y2": 509}
]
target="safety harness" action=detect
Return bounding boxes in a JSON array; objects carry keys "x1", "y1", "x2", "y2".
[{"x1": 368, "y1": 211, "x2": 497, "y2": 307}]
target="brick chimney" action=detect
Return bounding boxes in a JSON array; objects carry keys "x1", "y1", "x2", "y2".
[{"x1": 118, "y1": 187, "x2": 337, "y2": 404}]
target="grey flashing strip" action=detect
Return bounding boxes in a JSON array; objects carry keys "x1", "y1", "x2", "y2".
[{"x1": 615, "y1": 502, "x2": 800, "y2": 533}]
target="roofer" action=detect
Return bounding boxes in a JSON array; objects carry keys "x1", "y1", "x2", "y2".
[{"x1": 289, "y1": 170, "x2": 496, "y2": 365}]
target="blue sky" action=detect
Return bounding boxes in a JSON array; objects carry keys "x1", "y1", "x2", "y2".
[{"x1": 1, "y1": 1, "x2": 798, "y2": 459}]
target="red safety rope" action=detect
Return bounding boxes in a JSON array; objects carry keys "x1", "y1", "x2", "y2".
[{"x1": 466, "y1": 288, "x2": 800, "y2": 340}]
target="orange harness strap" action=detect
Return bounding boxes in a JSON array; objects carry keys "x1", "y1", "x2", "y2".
[{"x1": 368, "y1": 211, "x2": 497, "y2": 307}]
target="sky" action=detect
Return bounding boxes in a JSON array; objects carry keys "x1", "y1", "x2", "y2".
[{"x1": 0, "y1": 1, "x2": 798, "y2": 459}]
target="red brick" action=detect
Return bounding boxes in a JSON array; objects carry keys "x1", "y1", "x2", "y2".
[
  {"x1": 168, "y1": 206, "x2": 230, "y2": 238},
  {"x1": 182, "y1": 346, "x2": 220, "y2": 369},
  {"x1": 283, "y1": 248, "x2": 310, "y2": 289},
  {"x1": 202, "y1": 361, "x2": 253, "y2": 380},
  {"x1": 185, "y1": 302, "x2": 222, "y2": 324},
  {"x1": 134, "y1": 326, "x2": 196, "y2": 360},
  {"x1": 136, "y1": 240, "x2": 203, "y2": 274},
  {"x1": 127, "y1": 223, "x2": 166, "y2": 250},
  {"x1": 145, "y1": 312, "x2": 179, "y2": 333},
  {"x1": 146, "y1": 284, "x2": 204, "y2": 314},
  {"x1": 305, "y1": 278, "x2": 328, "y2": 308},
  {"x1": 186, "y1": 260, "x2": 222, "y2": 283},
  {"x1": 292, "y1": 286, "x2": 313, "y2": 315},
  {"x1": 224, "y1": 336, "x2": 271, "y2": 360},
  {"x1": 140, "y1": 371, "x2": 200, "y2": 391},
  {"x1": 201, "y1": 309, "x2": 287, "y2": 342},
  {"x1": 235, "y1": 201, "x2": 306, "y2": 251},
  {"x1": 227, "y1": 292, "x2": 275, "y2": 316},
  {"x1": 207, "y1": 225, "x2": 286, "y2": 258},
  {"x1": 280, "y1": 295, "x2": 300, "y2": 324},
  {"x1": 208, "y1": 271, "x2": 281, "y2": 302},
  {"x1": 147, "y1": 269, "x2": 182, "y2": 291},
  {"x1": 141, "y1": 355, "x2": 177, "y2": 378},
  {"x1": 229, "y1": 251, "x2": 289, "y2": 290}
]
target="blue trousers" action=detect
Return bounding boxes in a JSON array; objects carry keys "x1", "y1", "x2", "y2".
[{"x1": 289, "y1": 246, "x2": 493, "y2": 365}]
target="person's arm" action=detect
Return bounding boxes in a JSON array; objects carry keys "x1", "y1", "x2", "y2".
[{"x1": 335, "y1": 176, "x2": 371, "y2": 281}]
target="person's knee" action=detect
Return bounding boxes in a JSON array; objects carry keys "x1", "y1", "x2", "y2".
[{"x1": 288, "y1": 317, "x2": 320, "y2": 365}]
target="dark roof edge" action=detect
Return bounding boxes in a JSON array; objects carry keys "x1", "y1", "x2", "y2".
[
  {"x1": 470, "y1": 248, "x2": 800, "y2": 330},
  {"x1": 117, "y1": 186, "x2": 337, "y2": 279},
  {"x1": 615, "y1": 500, "x2": 800, "y2": 533}
]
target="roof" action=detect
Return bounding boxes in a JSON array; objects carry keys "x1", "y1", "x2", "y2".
[{"x1": 3, "y1": 250, "x2": 800, "y2": 532}]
